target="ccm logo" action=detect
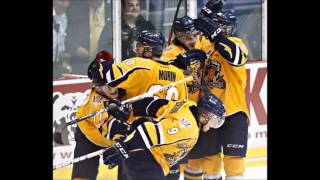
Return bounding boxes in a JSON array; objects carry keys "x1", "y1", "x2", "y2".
[
  {"x1": 202, "y1": 6, "x2": 212, "y2": 14},
  {"x1": 115, "y1": 143, "x2": 129, "y2": 159},
  {"x1": 227, "y1": 144, "x2": 244, "y2": 149},
  {"x1": 211, "y1": 28, "x2": 222, "y2": 39}
]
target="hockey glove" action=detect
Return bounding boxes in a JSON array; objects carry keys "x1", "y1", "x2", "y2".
[
  {"x1": 107, "y1": 99, "x2": 130, "y2": 122},
  {"x1": 194, "y1": 16, "x2": 223, "y2": 43},
  {"x1": 106, "y1": 118, "x2": 129, "y2": 141},
  {"x1": 200, "y1": 0, "x2": 225, "y2": 18},
  {"x1": 103, "y1": 140, "x2": 130, "y2": 169},
  {"x1": 174, "y1": 49, "x2": 207, "y2": 70}
]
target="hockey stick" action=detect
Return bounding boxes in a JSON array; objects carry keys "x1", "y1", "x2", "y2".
[
  {"x1": 53, "y1": 77, "x2": 193, "y2": 169},
  {"x1": 63, "y1": 76, "x2": 193, "y2": 127},
  {"x1": 53, "y1": 76, "x2": 193, "y2": 144},
  {"x1": 167, "y1": 0, "x2": 183, "y2": 45},
  {"x1": 53, "y1": 147, "x2": 109, "y2": 170},
  {"x1": 62, "y1": 73, "x2": 89, "y2": 79}
]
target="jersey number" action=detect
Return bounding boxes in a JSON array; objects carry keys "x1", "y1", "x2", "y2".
[
  {"x1": 123, "y1": 59, "x2": 135, "y2": 66},
  {"x1": 148, "y1": 85, "x2": 179, "y2": 100},
  {"x1": 167, "y1": 127, "x2": 179, "y2": 135}
]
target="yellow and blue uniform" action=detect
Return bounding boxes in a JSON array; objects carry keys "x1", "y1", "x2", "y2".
[
  {"x1": 73, "y1": 55, "x2": 190, "y2": 180},
  {"x1": 161, "y1": 38, "x2": 205, "y2": 176},
  {"x1": 161, "y1": 40, "x2": 203, "y2": 102},
  {"x1": 198, "y1": 36, "x2": 249, "y2": 118},
  {"x1": 76, "y1": 89, "x2": 114, "y2": 147},
  {"x1": 107, "y1": 57, "x2": 188, "y2": 101},
  {"x1": 121, "y1": 99, "x2": 200, "y2": 178},
  {"x1": 186, "y1": 35, "x2": 249, "y2": 179},
  {"x1": 106, "y1": 57, "x2": 189, "y2": 123},
  {"x1": 72, "y1": 89, "x2": 127, "y2": 180}
]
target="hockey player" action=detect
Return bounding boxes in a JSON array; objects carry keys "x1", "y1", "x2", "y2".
[
  {"x1": 159, "y1": 15, "x2": 208, "y2": 177},
  {"x1": 184, "y1": 3, "x2": 250, "y2": 180},
  {"x1": 72, "y1": 30, "x2": 206, "y2": 180},
  {"x1": 104, "y1": 30, "x2": 207, "y2": 107},
  {"x1": 98, "y1": 30, "x2": 207, "y2": 179},
  {"x1": 102, "y1": 92, "x2": 226, "y2": 180},
  {"x1": 71, "y1": 51, "x2": 130, "y2": 180},
  {"x1": 161, "y1": 15, "x2": 207, "y2": 102}
]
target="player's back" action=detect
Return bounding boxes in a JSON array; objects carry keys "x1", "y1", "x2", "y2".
[
  {"x1": 108, "y1": 57, "x2": 188, "y2": 102},
  {"x1": 137, "y1": 100, "x2": 200, "y2": 175}
]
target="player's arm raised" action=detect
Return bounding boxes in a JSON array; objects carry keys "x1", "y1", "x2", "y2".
[{"x1": 194, "y1": 16, "x2": 247, "y2": 66}]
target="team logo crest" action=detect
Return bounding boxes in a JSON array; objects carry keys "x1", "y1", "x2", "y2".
[
  {"x1": 187, "y1": 61, "x2": 202, "y2": 93},
  {"x1": 202, "y1": 60, "x2": 226, "y2": 89},
  {"x1": 180, "y1": 118, "x2": 191, "y2": 129},
  {"x1": 164, "y1": 148, "x2": 189, "y2": 166}
]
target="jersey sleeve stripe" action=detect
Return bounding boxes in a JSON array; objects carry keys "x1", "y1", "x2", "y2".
[
  {"x1": 116, "y1": 65, "x2": 124, "y2": 75},
  {"x1": 106, "y1": 66, "x2": 116, "y2": 83},
  {"x1": 240, "y1": 51, "x2": 247, "y2": 65},
  {"x1": 216, "y1": 37, "x2": 247, "y2": 67},
  {"x1": 105, "y1": 118, "x2": 116, "y2": 140},
  {"x1": 232, "y1": 49, "x2": 247, "y2": 67},
  {"x1": 137, "y1": 125, "x2": 152, "y2": 148},
  {"x1": 141, "y1": 123, "x2": 154, "y2": 146},
  {"x1": 237, "y1": 48, "x2": 243, "y2": 65},
  {"x1": 157, "y1": 123, "x2": 165, "y2": 144},
  {"x1": 107, "y1": 67, "x2": 151, "y2": 87},
  {"x1": 146, "y1": 98, "x2": 158, "y2": 116},
  {"x1": 106, "y1": 70, "x2": 112, "y2": 84},
  {"x1": 233, "y1": 45, "x2": 240, "y2": 65},
  {"x1": 155, "y1": 124, "x2": 161, "y2": 145}
]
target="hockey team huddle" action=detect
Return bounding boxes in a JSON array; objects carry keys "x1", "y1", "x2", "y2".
[{"x1": 69, "y1": 0, "x2": 249, "y2": 180}]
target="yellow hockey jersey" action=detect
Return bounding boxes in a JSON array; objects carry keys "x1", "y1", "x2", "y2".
[
  {"x1": 76, "y1": 89, "x2": 115, "y2": 147},
  {"x1": 128, "y1": 100, "x2": 199, "y2": 175},
  {"x1": 106, "y1": 57, "x2": 189, "y2": 121},
  {"x1": 199, "y1": 36, "x2": 249, "y2": 118},
  {"x1": 161, "y1": 42, "x2": 203, "y2": 102}
]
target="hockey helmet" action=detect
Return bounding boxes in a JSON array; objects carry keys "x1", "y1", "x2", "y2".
[
  {"x1": 87, "y1": 51, "x2": 114, "y2": 86},
  {"x1": 135, "y1": 30, "x2": 166, "y2": 58},
  {"x1": 198, "y1": 93, "x2": 226, "y2": 129}
]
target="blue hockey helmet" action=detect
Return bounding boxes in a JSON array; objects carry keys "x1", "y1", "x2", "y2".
[
  {"x1": 87, "y1": 54, "x2": 113, "y2": 87},
  {"x1": 136, "y1": 30, "x2": 166, "y2": 58},
  {"x1": 173, "y1": 16, "x2": 196, "y2": 33},
  {"x1": 197, "y1": 93, "x2": 226, "y2": 129}
]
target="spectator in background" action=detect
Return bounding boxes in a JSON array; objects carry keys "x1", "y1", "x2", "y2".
[
  {"x1": 53, "y1": 0, "x2": 71, "y2": 77},
  {"x1": 121, "y1": 0, "x2": 155, "y2": 59},
  {"x1": 66, "y1": 0, "x2": 113, "y2": 75}
]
